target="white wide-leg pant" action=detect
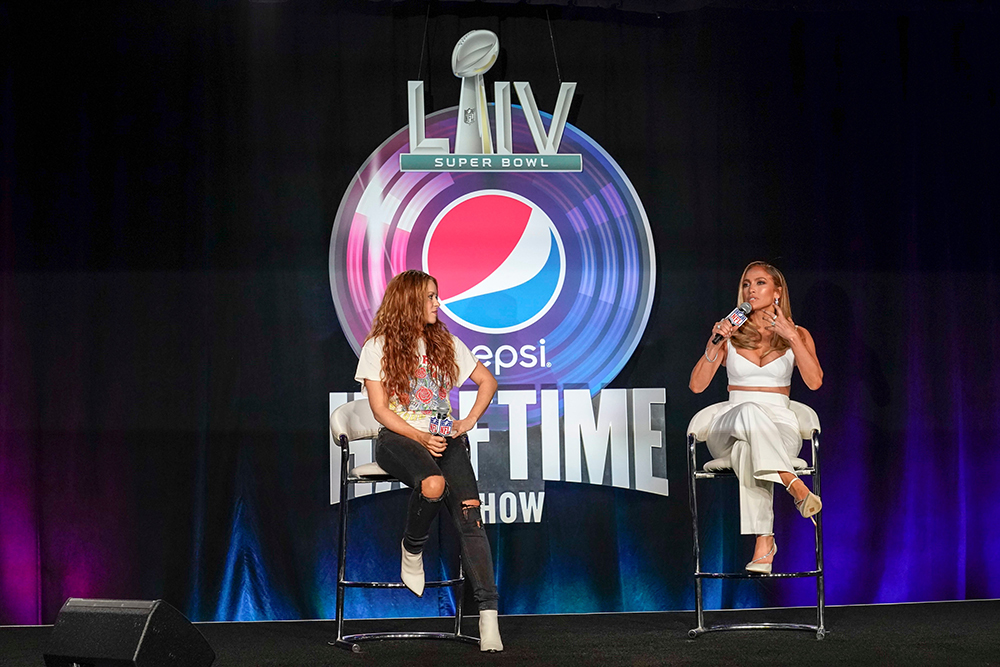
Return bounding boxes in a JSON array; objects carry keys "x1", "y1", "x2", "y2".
[{"x1": 706, "y1": 391, "x2": 802, "y2": 535}]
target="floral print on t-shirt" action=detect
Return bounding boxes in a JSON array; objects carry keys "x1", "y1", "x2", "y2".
[{"x1": 388, "y1": 353, "x2": 452, "y2": 423}]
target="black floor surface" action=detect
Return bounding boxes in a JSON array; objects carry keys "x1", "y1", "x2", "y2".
[{"x1": 3, "y1": 600, "x2": 998, "y2": 666}]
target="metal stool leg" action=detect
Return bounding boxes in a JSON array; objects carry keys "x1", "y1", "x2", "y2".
[
  {"x1": 812, "y1": 430, "x2": 826, "y2": 639},
  {"x1": 687, "y1": 434, "x2": 707, "y2": 638},
  {"x1": 453, "y1": 558, "x2": 465, "y2": 636},
  {"x1": 334, "y1": 440, "x2": 359, "y2": 652}
]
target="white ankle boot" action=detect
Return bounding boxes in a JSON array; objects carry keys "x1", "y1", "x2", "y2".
[
  {"x1": 479, "y1": 610, "x2": 503, "y2": 652},
  {"x1": 400, "y1": 541, "x2": 424, "y2": 597}
]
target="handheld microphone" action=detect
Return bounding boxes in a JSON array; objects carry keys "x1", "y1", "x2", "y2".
[{"x1": 711, "y1": 302, "x2": 752, "y2": 344}]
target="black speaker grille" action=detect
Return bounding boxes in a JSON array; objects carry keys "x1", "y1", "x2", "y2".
[{"x1": 43, "y1": 599, "x2": 215, "y2": 667}]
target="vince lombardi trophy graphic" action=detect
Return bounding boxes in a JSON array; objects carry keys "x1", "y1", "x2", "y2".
[{"x1": 452, "y1": 30, "x2": 499, "y2": 154}]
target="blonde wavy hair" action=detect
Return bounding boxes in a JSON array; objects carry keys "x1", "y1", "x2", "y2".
[
  {"x1": 366, "y1": 270, "x2": 457, "y2": 403},
  {"x1": 730, "y1": 261, "x2": 794, "y2": 356}
]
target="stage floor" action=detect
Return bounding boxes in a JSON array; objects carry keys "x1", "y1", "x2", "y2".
[{"x1": 3, "y1": 600, "x2": 998, "y2": 666}]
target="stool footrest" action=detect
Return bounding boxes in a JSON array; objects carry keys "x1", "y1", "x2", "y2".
[
  {"x1": 694, "y1": 469, "x2": 814, "y2": 479},
  {"x1": 695, "y1": 570, "x2": 821, "y2": 579},
  {"x1": 689, "y1": 623, "x2": 826, "y2": 639},
  {"x1": 332, "y1": 632, "x2": 481, "y2": 652},
  {"x1": 341, "y1": 578, "x2": 464, "y2": 589}
]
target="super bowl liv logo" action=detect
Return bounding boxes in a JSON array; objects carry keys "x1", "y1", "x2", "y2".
[{"x1": 329, "y1": 30, "x2": 665, "y2": 523}]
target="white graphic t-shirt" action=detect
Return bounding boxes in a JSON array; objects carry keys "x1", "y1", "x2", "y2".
[{"x1": 354, "y1": 335, "x2": 479, "y2": 432}]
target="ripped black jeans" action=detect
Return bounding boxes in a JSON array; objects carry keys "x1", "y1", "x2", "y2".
[{"x1": 374, "y1": 427, "x2": 499, "y2": 611}]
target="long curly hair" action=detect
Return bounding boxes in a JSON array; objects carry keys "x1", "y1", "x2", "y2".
[
  {"x1": 730, "y1": 261, "x2": 794, "y2": 356},
  {"x1": 366, "y1": 270, "x2": 457, "y2": 404}
]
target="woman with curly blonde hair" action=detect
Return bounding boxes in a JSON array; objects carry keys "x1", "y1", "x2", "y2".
[
  {"x1": 689, "y1": 261, "x2": 824, "y2": 574},
  {"x1": 354, "y1": 269, "x2": 502, "y2": 652}
]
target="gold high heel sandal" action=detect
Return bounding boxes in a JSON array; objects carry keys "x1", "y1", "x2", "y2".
[
  {"x1": 787, "y1": 478, "x2": 822, "y2": 525},
  {"x1": 745, "y1": 541, "x2": 776, "y2": 574}
]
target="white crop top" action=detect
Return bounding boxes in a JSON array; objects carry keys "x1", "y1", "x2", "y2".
[{"x1": 725, "y1": 339, "x2": 795, "y2": 387}]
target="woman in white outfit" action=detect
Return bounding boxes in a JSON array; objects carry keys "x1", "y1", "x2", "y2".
[{"x1": 689, "y1": 262, "x2": 824, "y2": 573}]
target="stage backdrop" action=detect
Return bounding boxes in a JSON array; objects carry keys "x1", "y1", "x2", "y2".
[{"x1": 2, "y1": 0, "x2": 998, "y2": 625}]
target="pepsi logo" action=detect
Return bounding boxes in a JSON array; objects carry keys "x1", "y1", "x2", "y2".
[
  {"x1": 423, "y1": 190, "x2": 565, "y2": 334},
  {"x1": 331, "y1": 105, "x2": 655, "y2": 397}
]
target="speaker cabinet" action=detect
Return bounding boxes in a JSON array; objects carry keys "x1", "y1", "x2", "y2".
[{"x1": 44, "y1": 599, "x2": 215, "y2": 667}]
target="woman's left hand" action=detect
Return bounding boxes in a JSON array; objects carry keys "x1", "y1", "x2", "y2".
[
  {"x1": 767, "y1": 306, "x2": 797, "y2": 342},
  {"x1": 451, "y1": 417, "x2": 474, "y2": 438}
]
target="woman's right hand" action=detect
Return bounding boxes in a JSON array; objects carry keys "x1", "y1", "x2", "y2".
[
  {"x1": 708, "y1": 317, "x2": 735, "y2": 347},
  {"x1": 691, "y1": 318, "x2": 730, "y2": 393},
  {"x1": 419, "y1": 431, "x2": 448, "y2": 457}
]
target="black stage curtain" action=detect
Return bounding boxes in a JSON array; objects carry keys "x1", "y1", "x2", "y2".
[{"x1": 1, "y1": 0, "x2": 998, "y2": 624}]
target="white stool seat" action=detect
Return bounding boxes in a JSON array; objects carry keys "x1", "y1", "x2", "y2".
[
  {"x1": 702, "y1": 456, "x2": 808, "y2": 472},
  {"x1": 350, "y1": 461, "x2": 389, "y2": 477}
]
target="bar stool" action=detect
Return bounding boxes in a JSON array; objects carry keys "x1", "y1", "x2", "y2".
[
  {"x1": 686, "y1": 400, "x2": 826, "y2": 640},
  {"x1": 329, "y1": 398, "x2": 479, "y2": 652}
]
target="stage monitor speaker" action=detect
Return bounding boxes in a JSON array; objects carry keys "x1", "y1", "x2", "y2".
[{"x1": 44, "y1": 598, "x2": 215, "y2": 667}]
